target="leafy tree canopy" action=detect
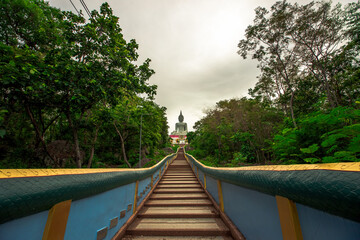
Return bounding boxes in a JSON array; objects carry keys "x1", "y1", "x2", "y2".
[{"x1": 0, "y1": 0, "x2": 168, "y2": 168}]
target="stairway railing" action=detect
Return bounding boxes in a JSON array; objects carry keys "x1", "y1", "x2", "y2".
[
  {"x1": 184, "y1": 149, "x2": 360, "y2": 240},
  {"x1": 0, "y1": 153, "x2": 176, "y2": 240}
]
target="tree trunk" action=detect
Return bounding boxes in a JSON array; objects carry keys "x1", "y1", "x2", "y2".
[
  {"x1": 66, "y1": 112, "x2": 82, "y2": 168},
  {"x1": 321, "y1": 71, "x2": 337, "y2": 108},
  {"x1": 87, "y1": 125, "x2": 99, "y2": 168},
  {"x1": 113, "y1": 122, "x2": 131, "y2": 168},
  {"x1": 25, "y1": 104, "x2": 55, "y2": 163},
  {"x1": 290, "y1": 91, "x2": 297, "y2": 128}
]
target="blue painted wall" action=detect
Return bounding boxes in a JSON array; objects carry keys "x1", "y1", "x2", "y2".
[
  {"x1": 199, "y1": 167, "x2": 283, "y2": 240},
  {"x1": 0, "y1": 209, "x2": 48, "y2": 240},
  {"x1": 206, "y1": 175, "x2": 219, "y2": 205},
  {"x1": 64, "y1": 182, "x2": 136, "y2": 240},
  {"x1": 137, "y1": 177, "x2": 151, "y2": 205},
  {"x1": 221, "y1": 181, "x2": 283, "y2": 240},
  {"x1": 198, "y1": 169, "x2": 205, "y2": 186},
  {"x1": 205, "y1": 178, "x2": 360, "y2": 240},
  {"x1": 297, "y1": 203, "x2": 360, "y2": 240}
]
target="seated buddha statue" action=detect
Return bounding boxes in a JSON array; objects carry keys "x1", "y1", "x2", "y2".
[{"x1": 174, "y1": 111, "x2": 188, "y2": 135}]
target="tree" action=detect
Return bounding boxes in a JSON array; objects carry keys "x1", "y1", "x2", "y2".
[
  {"x1": 288, "y1": 1, "x2": 345, "y2": 107},
  {"x1": 0, "y1": 1, "x2": 157, "y2": 168},
  {"x1": 0, "y1": 0, "x2": 64, "y2": 162},
  {"x1": 238, "y1": 1, "x2": 300, "y2": 127},
  {"x1": 190, "y1": 98, "x2": 283, "y2": 165},
  {"x1": 238, "y1": 1, "x2": 349, "y2": 118}
]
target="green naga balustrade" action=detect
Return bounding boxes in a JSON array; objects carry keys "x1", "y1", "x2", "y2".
[
  {"x1": 184, "y1": 148, "x2": 360, "y2": 240},
  {"x1": 0, "y1": 153, "x2": 176, "y2": 240}
]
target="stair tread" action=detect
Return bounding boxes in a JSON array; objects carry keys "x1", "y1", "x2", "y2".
[
  {"x1": 139, "y1": 206, "x2": 218, "y2": 216},
  {"x1": 128, "y1": 218, "x2": 229, "y2": 232},
  {"x1": 157, "y1": 184, "x2": 201, "y2": 188},
  {"x1": 146, "y1": 199, "x2": 212, "y2": 206},
  {"x1": 154, "y1": 189, "x2": 204, "y2": 193},
  {"x1": 122, "y1": 236, "x2": 233, "y2": 240},
  {"x1": 159, "y1": 182, "x2": 199, "y2": 185},
  {"x1": 161, "y1": 178, "x2": 197, "y2": 180},
  {"x1": 162, "y1": 176, "x2": 196, "y2": 178},
  {"x1": 151, "y1": 193, "x2": 208, "y2": 199}
]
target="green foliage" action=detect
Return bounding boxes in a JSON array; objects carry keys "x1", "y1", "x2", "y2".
[
  {"x1": 301, "y1": 144, "x2": 321, "y2": 164},
  {"x1": 273, "y1": 107, "x2": 360, "y2": 163},
  {"x1": 232, "y1": 152, "x2": 247, "y2": 163},
  {"x1": 186, "y1": 131, "x2": 196, "y2": 144},
  {"x1": 0, "y1": 0, "x2": 168, "y2": 168},
  {"x1": 189, "y1": 98, "x2": 283, "y2": 165},
  {"x1": 300, "y1": 144, "x2": 319, "y2": 154}
]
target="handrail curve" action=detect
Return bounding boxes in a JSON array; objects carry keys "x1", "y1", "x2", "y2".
[
  {"x1": 0, "y1": 153, "x2": 175, "y2": 224},
  {"x1": 185, "y1": 152, "x2": 360, "y2": 223}
]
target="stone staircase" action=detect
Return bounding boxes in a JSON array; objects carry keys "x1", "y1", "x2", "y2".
[{"x1": 121, "y1": 148, "x2": 236, "y2": 240}]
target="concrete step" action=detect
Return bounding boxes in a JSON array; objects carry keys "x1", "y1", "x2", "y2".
[
  {"x1": 150, "y1": 193, "x2": 208, "y2": 200},
  {"x1": 163, "y1": 176, "x2": 195, "y2": 179},
  {"x1": 145, "y1": 199, "x2": 212, "y2": 207},
  {"x1": 156, "y1": 184, "x2": 201, "y2": 188},
  {"x1": 164, "y1": 173, "x2": 195, "y2": 176},
  {"x1": 163, "y1": 172, "x2": 194, "y2": 174},
  {"x1": 122, "y1": 236, "x2": 233, "y2": 240},
  {"x1": 159, "y1": 181, "x2": 199, "y2": 184},
  {"x1": 138, "y1": 206, "x2": 219, "y2": 218},
  {"x1": 168, "y1": 164, "x2": 190, "y2": 167},
  {"x1": 162, "y1": 176, "x2": 196, "y2": 178},
  {"x1": 154, "y1": 188, "x2": 204, "y2": 194},
  {"x1": 161, "y1": 179, "x2": 197, "y2": 182},
  {"x1": 167, "y1": 167, "x2": 191, "y2": 170},
  {"x1": 126, "y1": 218, "x2": 230, "y2": 236}
]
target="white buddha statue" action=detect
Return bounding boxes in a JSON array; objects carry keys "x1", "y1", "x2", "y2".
[{"x1": 172, "y1": 111, "x2": 188, "y2": 135}]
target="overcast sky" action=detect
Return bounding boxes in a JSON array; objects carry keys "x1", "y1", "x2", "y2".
[{"x1": 48, "y1": 0, "x2": 353, "y2": 132}]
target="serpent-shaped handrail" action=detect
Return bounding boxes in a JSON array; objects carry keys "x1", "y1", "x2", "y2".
[
  {"x1": 185, "y1": 152, "x2": 360, "y2": 223},
  {"x1": 0, "y1": 153, "x2": 175, "y2": 224}
]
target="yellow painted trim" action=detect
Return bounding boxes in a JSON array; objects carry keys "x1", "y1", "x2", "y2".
[
  {"x1": 186, "y1": 153, "x2": 360, "y2": 172},
  {"x1": 0, "y1": 154, "x2": 176, "y2": 179},
  {"x1": 276, "y1": 195, "x2": 303, "y2": 240},
  {"x1": 133, "y1": 181, "x2": 139, "y2": 214},
  {"x1": 150, "y1": 175, "x2": 154, "y2": 188},
  {"x1": 217, "y1": 180, "x2": 224, "y2": 212},
  {"x1": 204, "y1": 174, "x2": 207, "y2": 189},
  {"x1": 159, "y1": 168, "x2": 162, "y2": 177},
  {"x1": 42, "y1": 200, "x2": 72, "y2": 240}
]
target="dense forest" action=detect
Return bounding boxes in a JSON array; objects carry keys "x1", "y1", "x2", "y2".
[
  {"x1": 0, "y1": 0, "x2": 170, "y2": 168},
  {"x1": 187, "y1": 1, "x2": 360, "y2": 166}
]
